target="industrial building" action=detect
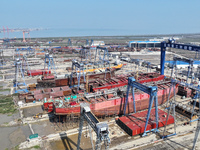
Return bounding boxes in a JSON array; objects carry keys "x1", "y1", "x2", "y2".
[
  {"x1": 1, "y1": 36, "x2": 200, "y2": 150},
  {"x1": 128, "y1": 41, "x2": 161, "y2": 48},
  {"x1": 91, "y1": 41, "x2": 105, "y2": 46},
  {"x1": 166, "y1": 60, "x2": 200, "y2": 69}
]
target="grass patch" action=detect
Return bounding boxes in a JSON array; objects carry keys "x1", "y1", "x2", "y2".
[
  {"x1": 0, "y1": 89, "x2": 10, "y2": 92},
  {"x1": 14, "y1": 145, "x2": 19, "y2": 150},
  {"x1": 0, "y1": 95, "x2": 17, "y2": 114},
  {"x1": 32, "y1": 145, "x2": 40, "y2": 149}
]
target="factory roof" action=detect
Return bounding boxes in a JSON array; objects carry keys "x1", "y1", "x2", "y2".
[
  {"x1": 166, "y1": 60, "x2": 200, "y2": 65},
  {"x1": 129, "y1": 41, "x2": 161, "y2": 44}
]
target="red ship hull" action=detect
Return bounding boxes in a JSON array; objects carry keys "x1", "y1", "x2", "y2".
[{"x1": 54, "y1": 81, "x2": 178, "y2": 116}]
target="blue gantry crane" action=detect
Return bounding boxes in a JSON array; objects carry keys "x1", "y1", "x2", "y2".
[
  {"x1": 80, "y1": 46, "x2": 92, "y2": 64},
  {"x1": 170, "y1": 56, "x2": 194, "y2": 83},
  {"x1": 86, "y1": 39, "x2": 89, "y2": 46},
  {"x1": 124, "y1": 77, "x2": 159, "y2": 136},
  {"x1": 70, "y1": 59, "x2": 86, "y2": 92},
  {"x1": 94, "y1": 46, "x2": 109, "y2": 64},
  {"x1": 15, "y1": 47, "x2": 35, "y2": 56},
  {"x1": 22, "y1": 55, "x2": 32, "y2": 77},
  {"x1": 160, "y1": 41, "x2": 200, "y2": 75},
  {"x1": 13, "y1": 58, "x2": 28, "y2": 93},
  {"x1": 162, "y1": 78, "x2": 200, "y2": 139},
  {"x1": 90, "y1": 39, "x2": 94, "y2": 46},
  {"x1": 44, "y1": 53, "x2": 56, "y2": 75},
  {"x1": 166, "y1": 79, "x2": 200, "y2": 122},
  {"x1": 68, "y1": 38, "x2": 72, "y2": 46}
]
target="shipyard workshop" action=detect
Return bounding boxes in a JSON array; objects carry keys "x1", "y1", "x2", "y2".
[{"x1": 1, "y1": 37, "x2": 200, "y2": 150}]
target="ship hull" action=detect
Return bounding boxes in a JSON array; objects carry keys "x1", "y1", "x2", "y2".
[
  {"x1": 54, "y1": 84, "x2": 178, "y2": 116},
  {"x1": 37, "y1": 68, "x2": 116, "y2": 87}
]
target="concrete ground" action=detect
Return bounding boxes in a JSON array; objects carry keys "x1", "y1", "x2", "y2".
[
  {"x1": 22, "y1": 105, "x2": 44, "y2": 118},
  {"x1": 0, "y1": 113, "x2": 31, "y2": 150}
]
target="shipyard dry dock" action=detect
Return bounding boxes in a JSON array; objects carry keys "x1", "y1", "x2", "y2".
[{"x1": 0, "y1": 37, "x2": 200, "y2": 150}]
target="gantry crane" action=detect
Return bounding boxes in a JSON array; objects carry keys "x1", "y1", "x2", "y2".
[
  {"x1": 80, "y1": 46, "x2": 92, "y2": 64},
  {"x1": 94, "y1": 46, "x2": 112, "y2": 79},
  {"x1": 70, "y1": 59, "x2": 86, "y2": 92},
  {"x1": 165, "y1": 79, "x2": 200, "y2": 123},
  {"x1": 0, "y1": 49, "x2": 6, "y2": 67},
  {"x1": 77, "y1": 104, "x2": 110, "y2": 150},
  {"x1": 22, "y1": 55, "x2": 32, "y2": 77},
  {"x1": 170, "y1": 55, "x2": 194, "y2": 83},
  {"x1": 160, "y1": 41, "x2": 200, "y2": 75},
  {"x1": 13, "y1": 58, "x2": 28, "y2": 93},
  {"x1": 192, "y1": 112, "x2": 200, "y2": 150},
  {"x1": 44, "y1": 53, "x2": 56, "y2": 75},
  {"x1": 124, "y1": 77, "x2": 159, "y2": 136},
  {"x1": 68, "y1": 38, "x2": 72, "y2": 46}
]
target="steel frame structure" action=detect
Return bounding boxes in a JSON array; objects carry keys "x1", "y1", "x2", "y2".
[
  {"x1": 124, "y1": 77, "x2": 159, "y2": 136},
  {"x1": 70, "y1": 59, "x2": 86, "y2": 92},
  {"x1": 162, "y1": 101, "x2": 177, "y2": 138},
  {"x1": 160, "y1": 42, "x2": 200, "y2": 75},
  {"x1": 15, "y1": 47, "x2": 35, "y2": 56},
  {"x1": 166, "y1": 79, "x2": 200, "y2": 123},
  {"x1": 192, "y1": 112, "x2": 200, "y2": 150},
  {"x1": 143, "y1": 61, "x2": 151, "y2": 73},
  {"x1": 94, "y1": 46, "x2": 112, "y2": 79},
  {"x1": 77, "y1": 104, "x2": 110, "y2": 150},
  {"x1": 68, "y1": 38, "x2": 72, "y2": 46},
  {"x1": 80, "y1": 46, "x2": 92, "y2": 64},
  {"x1": 0, "y1": 49, "x2": 6, "y2": 67},
  {"x1": 170, "y1": 56, "x2": 194, "y2": 84},
  {"x1": 13, "y1": 58, "x2": 28, "y2": 93},
  {"x1": 94, "y1": 46, "x2": 109, "y2": 64},
  {"x1": 22, "y1": 55, "x2": 32, "y2": 77},
  {"x1": 44, "y1": 53, "x2": 56, "y2": 74}
]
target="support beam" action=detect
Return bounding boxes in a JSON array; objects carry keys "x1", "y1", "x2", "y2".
[
  {"x1": 124, "y1": 77, "x2": 159, "y2": 136},
  {"x1": 160, "y1": 41, "x2": 200, "y2": 75},
  {"x1": 77, "y1": 104, "x2": 110, "y2": 150},
  {"x1": 160, "y1": 42, "x2": 166, "y2": 75}
]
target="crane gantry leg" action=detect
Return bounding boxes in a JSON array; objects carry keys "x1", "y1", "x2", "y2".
[
  {"x1": 162, "y1": 101, "x2": 177, "y2": 138},
  {"x1": 77, "y1": 104, "x2": 110, "y2": 150},
  {"x1": 190, "y1": 91, "x2": 200, "y2": 123},
  {"x1": 124, "y1": 77, "x2": 159, "y2": 136},
  {"x1": 192, "y1": 113, "x2": 200, "y2": 150}
]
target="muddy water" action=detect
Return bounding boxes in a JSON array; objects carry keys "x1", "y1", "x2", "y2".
[{"x1": 50, "y1": 133, "x2": 93, "y2": 150}]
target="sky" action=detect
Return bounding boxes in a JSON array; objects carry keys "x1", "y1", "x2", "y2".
[{"x1": 0, "y1": 0, "x2": 200, "y2": 37}]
